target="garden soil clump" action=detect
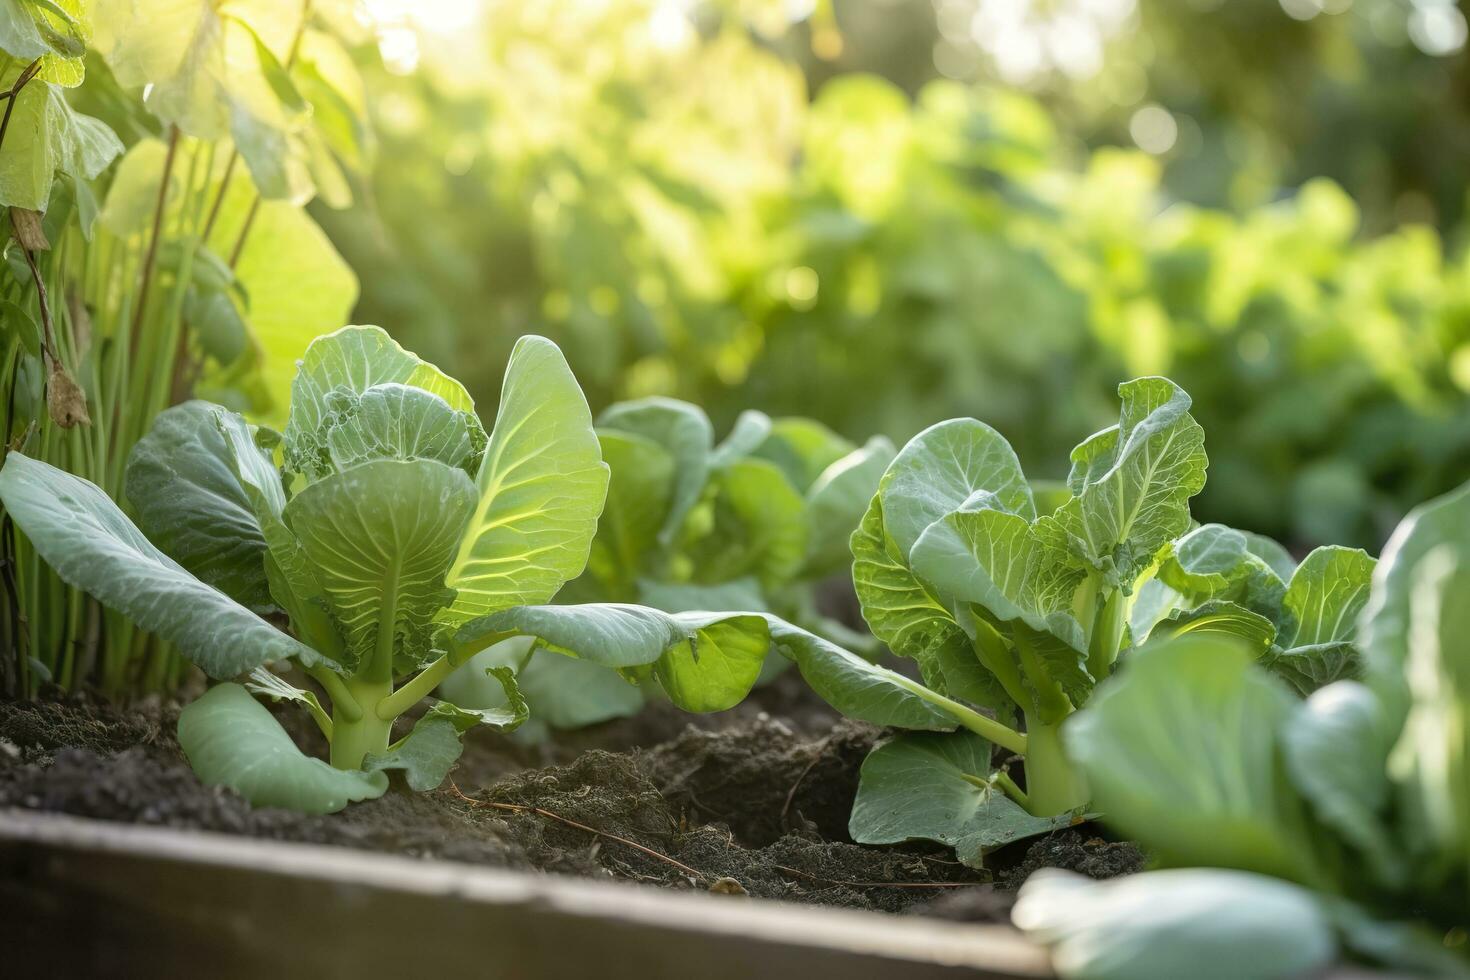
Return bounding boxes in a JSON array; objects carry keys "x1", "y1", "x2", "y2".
[{"x1": 0, "y1": 676, "x2": 1141, "y2": 918}]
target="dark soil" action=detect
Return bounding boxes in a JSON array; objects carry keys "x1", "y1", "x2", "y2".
[{"x1": 0, "y1": 671, "x2": 1141, "y2": 917}]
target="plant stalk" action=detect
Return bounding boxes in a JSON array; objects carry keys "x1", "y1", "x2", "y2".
[{"x1": 1020, "y1": 712, "x2": 1088, "y2": 816}]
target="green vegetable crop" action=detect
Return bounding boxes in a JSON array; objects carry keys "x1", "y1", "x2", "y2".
[
  {"x1": 0, "y1": 326, "x2": 838, "y2": 813},
  {"x1": 803, "y1": 377, "x2": 1378, "y2": 863}
]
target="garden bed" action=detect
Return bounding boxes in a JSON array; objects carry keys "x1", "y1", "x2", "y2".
[{"x1": 0, "y1": 673, "x2": 1142, "y2": 920}]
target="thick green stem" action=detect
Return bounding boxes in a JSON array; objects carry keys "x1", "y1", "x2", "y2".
[
  {"x1": 1021, "y1": 712, "x2": 1088, "y2": 816},
  {"x1": 329, "y1": 678, "x2": 392, "y2": 769}
]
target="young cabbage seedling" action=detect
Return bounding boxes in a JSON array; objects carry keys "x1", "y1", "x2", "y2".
[
  {"x1": 797, "y1": 377, "x2": 1378, "y2": 866},
  {"x1": 443, "y1": 396, "x2": 895, "y2": 732},
  {"x1": 0, "y1": 327, "x2": 812, "y2": 813}
]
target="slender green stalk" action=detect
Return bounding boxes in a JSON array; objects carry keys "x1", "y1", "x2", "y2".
[
  {"x1": 884, "y1": 667, "x2": 1028, "y2": 755},
  {"x1": 377, "y1": 653, "x2": 454, "y2": 720},
  {"x1": 992, "y1": 769, "x2": 1030, "y2": 809}
]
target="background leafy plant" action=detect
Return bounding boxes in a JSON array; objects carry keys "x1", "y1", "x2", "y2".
[
  {"x1": 443, "y1": 396, "x2": 893, "y2": 732},
  {"x1": 327, "y1": 3, "x2": 1470, "y2": 556},
  {"x1": 786, "y1": 376, "x2": 1380, "y2": 868}
]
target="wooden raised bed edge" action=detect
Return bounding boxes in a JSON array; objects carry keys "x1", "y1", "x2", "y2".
[{"x1": 0, "y1": 808, "x2": 1053, "y2": 979}]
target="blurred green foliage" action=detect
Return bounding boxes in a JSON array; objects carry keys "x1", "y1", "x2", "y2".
[{"x1": 322, "y1": 0, "x2": 1470, "y2": 552}]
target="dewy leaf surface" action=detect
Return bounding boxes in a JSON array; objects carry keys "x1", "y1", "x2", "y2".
[
  {"x1": 124, "y1": 401, "x2": 274, "y2": 610},
  {"x1": 444, "y1": 335, "x2": 609, "y2": 621},
  {"x1": 179, "y1": 683, "x2": 386, "y2": 814},
  {"x1": 285, "y1": 458, "x2": 477, "y2": 668},
  {"x1": 0, "y1": 453, "x2": 312, "y2": 678},
  {"x1": 849, "y1": 731, "x2": 1075, "y2": 867}
]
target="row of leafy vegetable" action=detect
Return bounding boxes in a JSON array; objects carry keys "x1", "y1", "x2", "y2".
[
  {"x1": 2, "y1": 322, "x2": 1465, "y2": 977},
  {"x1": 0, "y1": 0, "x2": 364, "y2": 697},
  {"x1": 331, "y1": 3, "x2": 1470, "y2": 553}
]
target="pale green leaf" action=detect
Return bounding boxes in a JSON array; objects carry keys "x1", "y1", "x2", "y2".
[
  {"x1": 681, "y1": 457, "x2": 806, "y2": 591},
  {"x1": 1013, "y1": 868, "x2": 1337, "y2": 980},
  {"x1": 709, "y1": 409, "x2": 772, "y2": 468},
  {"x1": 804, "y1": 435, "x2": 895, "y2": 576},
  {"x1": 1283, "y1": 681, "x2": 1401, "y2": 885},
  {"x1": 851, "y1": 490, "x2": 959, "y2": 659},
  {"x1": 365, "y1": 671, "x2": 526, "y2": 791},
  {"x1": 768, "y1": 619, "x2": 958, "y2": 731},
  {"x1": 850, "y1": 731, "x2": 1074, "y2": 867},
  {"x1": 1049, "y1": 378, "x2": 1206, "y2": 584},
  {"x1": 752, "y1": 416, "x2": 855, "y2": 492},
  {"x1": 581, "y1": 429, "x2": 674, "y2": 599},
  {"x1": 1066, "y1": 635, "x2": 1326, "y2": 884},
  {"x1": 451, "y1": 604, "x2": 769, "y2": 713},
  {"x1": 202, "y1": 182, "x2": 359, "y2": 421},
  {"x1": 444, "y1": 335, "x2": 609, "y2": 621},
  {"x1": 879, "y1": 417, "x2": 1034, "y2": 559},
  {"x1": 124, "y1": 401, "x2": 273, "y2": 610},
  {"x1": 0, "y1": 63, "x2": 122, "y2": 210},
  {"x1": 363, "y1": 717, "x2": 461, "y2": 792},
  {"x1": 0, "y1": 452, "x2": 312, "y2": 678},
  {"x1": 1282, "y1": 546, "x2": 1376, "y2": 647},
  {"x1": 1146, "y1": 599, "x2": 1277, "y2": 655},
  {"x1": 284, "y1": 458, "x2": 477, "y2": 669},
  {"x1": 315, "y1": 383, "x2": 481, "y2": 481},
  {"x1": 1360, "y1": 481, "x2": 1470, "y2": 718},
  {"x1": 441, "y1": 638, "x2": 643, "y2": 731},
  {"x1": 281, "y1": 325, "x2": 477, "y2": 467},
  {"x1": 597, "y1": 396, "x2": 712, "y2": 546},
  {"x1": 179, "y1": 683, "x2": 386, "y2": 814},
  {"x1": 636, "y1": 576, "x2": 767, "y2": 614}
]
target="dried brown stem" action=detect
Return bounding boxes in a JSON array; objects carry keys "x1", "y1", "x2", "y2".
[{"x1": 447, "y1": 782, "x2": 706, "y2": 881}]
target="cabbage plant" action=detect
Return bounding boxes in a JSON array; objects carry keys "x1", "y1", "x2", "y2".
[
  {"x1": 0, "y1": 326, "x2": 811, "y2": 813},
  {"x1": 443, "y1": 396, "x2": 894, "y2": 731},
  {"x1": 799, "y1": 377, "x2": 1378, "y2": 864},
  {"x1": 1014, "y1": 480, "x2": 1470, "y2": 979}
]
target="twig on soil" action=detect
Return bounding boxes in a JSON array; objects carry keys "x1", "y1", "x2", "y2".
[
  {"x1": 780, "y1": 734, "x2": 832, "y2": 829},
  {"x1": 447, "y1": 781, "x2": 707, "y2": 883},
  {"x1": 773, "y1": 865, "x2": 980, "y2": 889}
]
